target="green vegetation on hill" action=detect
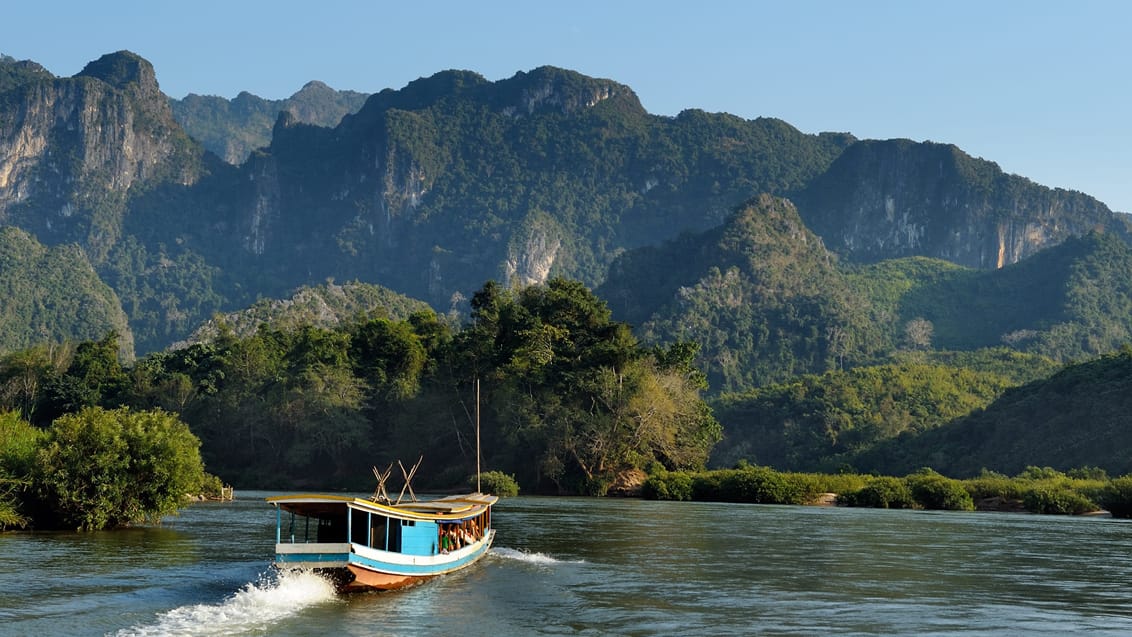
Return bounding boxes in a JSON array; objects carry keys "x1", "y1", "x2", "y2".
[
  {"x1": 852, "y1": 347, "x2": 1132, "y2": 477},
  {"x1": 601, "y1": 195, "x2": 864, "y2": 392},
  {"x1": 893, "y1": 232, "x2": 1132, "y2": 360},
  {"x1": 0, "y1": 228, "x2": 133, "y2": 358},
  {"x1": 603, "y1": 201, "x2": 1132, "y2": 397},
  {"x1": 177, "y1": 280, "x2": 434, "y2": 346},
  {"x1": 710, "y1": 358, "x2": 1033, "y2": 472}
]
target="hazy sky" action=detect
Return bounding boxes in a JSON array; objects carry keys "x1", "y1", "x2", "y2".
[{"x1": 3, "y1": 1, "x2": 1129, "y2": 211}]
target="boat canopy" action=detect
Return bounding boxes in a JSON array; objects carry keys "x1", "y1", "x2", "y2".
[{"x1": 267, "y1": 493, "x2": 498, "y2": 523}]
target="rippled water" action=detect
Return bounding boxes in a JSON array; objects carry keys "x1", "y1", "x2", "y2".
[{"x1": 2, "y1": 493, "x2": 1131, "y2": 635}]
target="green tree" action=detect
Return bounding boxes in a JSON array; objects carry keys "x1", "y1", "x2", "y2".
[
  {"x1": 30, "y1": 406, "x2": 207, "y2": 530},
  {"x1": 457, "y1": 279, "x2": 718, "y2": 493},
  {"x1": 349, "y1": 318, "x2": 428, "y2": 401}
]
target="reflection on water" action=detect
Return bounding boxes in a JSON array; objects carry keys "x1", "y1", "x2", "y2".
[{"x1": 1, "y1": 493, "x2": 1131, "y2": 636}]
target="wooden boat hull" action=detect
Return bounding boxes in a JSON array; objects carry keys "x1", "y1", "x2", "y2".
[{"x1": 344, "y1": 565, "x2": 426, "y2": 591}]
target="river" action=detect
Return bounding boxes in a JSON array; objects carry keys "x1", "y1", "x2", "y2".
[{"x1": 1, "y1": 492, "x2": 1131, "y2": 636}]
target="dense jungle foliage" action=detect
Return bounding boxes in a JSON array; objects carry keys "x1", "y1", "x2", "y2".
[
  {"x1": 0, "y1": 279, "x2": 720, "y2": 496},
  {"x1": 5, "y1": 54, "x2": 1132, "y2": 514}
]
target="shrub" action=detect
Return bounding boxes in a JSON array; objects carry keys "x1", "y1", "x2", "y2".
[
  {"x1": 1067, "y1": 466, "x2": 1109, "y2": 481},
  {"x1": 642, "y1": 472, "x2": 693, "y2": 501},
  {"x1": 1016, "y1": 466, "x2": 1065, "y2": 481},
  {"x1": 841, "y1": 476, "x2": 915, "y2": 509},
  {"x1": 0, "y1": 477, "x2": 28, "y2": 530},
  {"x1": 1022, "y1": 486, "x2": 1097, "y2": 515},
  {"x1": 31, "y1": 406, "x2": 206, "y2": 530},
  {"x1": 1097, "y1": 476, "x2": 1132, "y2": 518},
  {"x1": 906, "y1": 469, "x2": 974, "y2": 511},
  {"x1": 810, "y1": 472, "x2": 869, "y2": 495},
  {"x1": 0, "y1": 410, "x2": 44, "y2": 478},
  {"x1": 476, "y1": 470, "x2": 519, "y2": 497},
  {"x1": 709, "y1": 466, "x2": 808, "y2": 504},
  {"x1": 963, "y1": 471, "x2": 1026, "y2": 502},
  {"x1": 197, "y1": 473, "x2": 228, "y2": 499}
]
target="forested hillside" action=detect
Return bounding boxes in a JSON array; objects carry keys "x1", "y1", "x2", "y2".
[
  {"x1": 848, "y1": 348, "x2": 1132, "y2": 477},
  {"x1": 5, "y1": 51, "x2": 1125, "y2": 360},
  {"x1": 0, "y1": 228, "x2": 132, "y2": 358},
  {"x1": 710, "y1": 350, "x2": 1060, "y2": 472},
  {"x1": 600, "y1": 194, "x2": 1132, "y2": 394},
  {"x1": 176, "y1": 280, "x2": 434, "y2": 347}
]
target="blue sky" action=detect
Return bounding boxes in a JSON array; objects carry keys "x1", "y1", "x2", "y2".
[{"x1": 3, "y1": 1, "x2": 1130, "y2": 211}]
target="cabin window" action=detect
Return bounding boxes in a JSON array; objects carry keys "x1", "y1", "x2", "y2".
[
  {"x1": 351, "y1": 510, "x2": 369, "y2": 547},
  {"x1": 283, "y1": 510, "x2": 347, "y2": 543},
  {"x1": 387, "y1": 519, "x2": 403, "y2": 553},
  {"x1": 371, "y1": 516, "x2": 388, "y2": 549},
  {"x1": 317, "y1": 516, "x2": 347, "y2": 543}
]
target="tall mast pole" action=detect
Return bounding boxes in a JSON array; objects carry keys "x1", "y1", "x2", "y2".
[{"x1": 476, "y1": 376, "x2": 482, "y2": 493}]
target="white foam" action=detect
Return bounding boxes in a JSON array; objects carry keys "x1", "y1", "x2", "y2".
[
  {"x1": 114, "y1": 570, "x2": 337, "y2": 637},
  {"x1": 491, "y1": 546, "x2": 583, "y2": 565}
]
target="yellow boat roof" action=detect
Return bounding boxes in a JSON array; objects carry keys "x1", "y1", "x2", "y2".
[{"x1": 267, "y1": 492, "x2": 497, "y2": 521}]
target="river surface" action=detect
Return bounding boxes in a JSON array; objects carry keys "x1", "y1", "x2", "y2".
[{"x1": 2, "y1": 492, "x2": 1131, "y2": 636}]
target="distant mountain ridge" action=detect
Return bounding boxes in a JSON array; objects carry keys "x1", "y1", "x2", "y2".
[
  {"x1": 0, "y1": 50, "x2": 1128, "y2": 364},
  {"x1": 169, "y1": 81, "x2": 369, "y2": 164},
  {"x1": 794, "y1": 139, "x2": 1120, "y2": 268}
]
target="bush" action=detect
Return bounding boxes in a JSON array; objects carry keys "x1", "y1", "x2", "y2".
[
  {"x1": 642, "y1": 472, "x2": 693, "y2": 501},
  {"x1": 809, "y1": 472, "x2": 869, "y2": 495},
  {"x1": 694, "y1": 466, "x2": 809, "y2": 504},
  {"x1": 1067, "y1": 466, "x2": 1109, "y2": 481},
  {"x1": 476, "y1": 470, "x2": 519, "y2": 497},
  {"x1": 0, "y1": 410, "x2": 44, "y2": 478},
  {"x1": 1097, "y1": 476, "x2": 1132, "y2": 518},
  {"x1": 1022, "y1": 486, "x2": 1097, "y2": 515},
  {"x1": 963, "y1": 471, "x2": 1027, "y2": 502},
  {"x1": 0, "y1": 478, "x2": 27, "y2": 530},
  {"x1": 197, "y1": 473, "x2": 229, "y2": 499},
  {"x1": 31, "y1": 407, "x2": 206, "y2": 530},
  {"x1": 841, "y1": 476, "x2": 915, "y2": 509},
  {"x1": 906, "y1": 469, "x2": 974, "y2": 511},
  {"x1": 1016, "y1": 466, "x2": 1065, "y2": 481}
]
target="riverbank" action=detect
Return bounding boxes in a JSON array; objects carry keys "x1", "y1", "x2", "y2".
[{"x1": 637, "y1": 464, "x2": 1132, "y2": 517}]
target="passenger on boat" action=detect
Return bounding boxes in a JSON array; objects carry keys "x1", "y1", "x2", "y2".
[{"x1": 439, "y1": 525, "x2": 454, "y2": 554}]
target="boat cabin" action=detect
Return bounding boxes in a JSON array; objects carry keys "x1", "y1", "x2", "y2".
[{"x1": 271, "y1": 494, "x2": 495, "y2": 561}]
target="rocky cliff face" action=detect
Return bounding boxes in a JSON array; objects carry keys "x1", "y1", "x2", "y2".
[
  {"x1": 0, "y1": 51, "x2": 203, "y2": 259},
  {"x1": 794, "y1": 140, "x2": 1121, "y2": 269}
]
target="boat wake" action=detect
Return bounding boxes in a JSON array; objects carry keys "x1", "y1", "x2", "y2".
[
  {"x1": 492, "y1": 546, "x2": 584, "y2": 565},
  {"x1": 113, "y1": 570, "x2": 337, "y2": 637}
]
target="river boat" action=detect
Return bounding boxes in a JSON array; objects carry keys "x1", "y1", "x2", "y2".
[
  {"x1": 269, "y1": 379, "x2": 496, "y2": 592},
  {"x1": 267, "y1": 488, "x2": 497, "y2": 591}
]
